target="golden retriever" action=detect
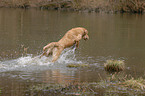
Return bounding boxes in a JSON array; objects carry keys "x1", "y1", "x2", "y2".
[{"x1": 40, "y1": 27, "x2": 89, "y2": 62}]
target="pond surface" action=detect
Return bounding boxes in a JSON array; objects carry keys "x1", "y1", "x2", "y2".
[{"x1": 0, "y1": 8, "x2": 145, "y2": 95}]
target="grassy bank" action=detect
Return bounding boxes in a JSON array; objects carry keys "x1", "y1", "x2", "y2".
[
  {"x1": 0, "y1": 0, "x2": 145, "y2": 13},
  {"x1": 29, "y1": 74, "x2": 145, "y2": 95}
]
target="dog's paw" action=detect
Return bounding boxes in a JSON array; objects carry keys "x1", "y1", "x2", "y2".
[{"x1": 43, "y1": 47, "x2": 47, "y2": 51}]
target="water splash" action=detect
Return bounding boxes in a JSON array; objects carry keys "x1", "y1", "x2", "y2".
[
  {"x1": 0, "y1": 47, "x2": 83, "y2": 72},
  {"x1": 57, "y1": 47, "x2": 81, "y2": 64}
]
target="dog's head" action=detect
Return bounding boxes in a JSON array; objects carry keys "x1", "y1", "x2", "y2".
[{"x1": 82, "y1": 29, "x2": 89, "y2": 40}]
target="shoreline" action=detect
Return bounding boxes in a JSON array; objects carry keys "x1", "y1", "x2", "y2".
[{"x1": 0, "y1": 0, "x2": 145, "y2": 13}]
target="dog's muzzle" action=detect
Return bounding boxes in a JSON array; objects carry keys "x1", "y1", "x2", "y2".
[{"x1": 83, "y1": 34, "x2": 89, "y2": 40}]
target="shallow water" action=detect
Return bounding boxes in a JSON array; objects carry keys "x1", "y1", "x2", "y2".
[{"x1": 0, "y1": 8, "x2": 145, "y2": 95}]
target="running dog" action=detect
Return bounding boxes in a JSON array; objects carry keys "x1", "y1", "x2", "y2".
[{"x1": 40, "y1": 27, "x2": 89, "y2": 62}]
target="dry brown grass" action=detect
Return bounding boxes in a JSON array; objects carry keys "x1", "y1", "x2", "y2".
[
  {"x1": 29, "y1": 74, "x2": 145, "y2": 95},
  {"x1": 0, "y1": 0, "x2": 145, "y2": 13},
  {"x1": 119, "y1": 0, "x2": 145, "y2": 13},
  {"x1": 67, "y1": 63, "x2": 89, "y2": 68},
  {"x1": 118, "y1": 77, "x2": 145, "y2": 90},
  {"x1": 1, "y1": 0, "x2": 30, "y2": 8},
  {"x1": 104, "y1": 60, "x2": 125, "y2": 72}
]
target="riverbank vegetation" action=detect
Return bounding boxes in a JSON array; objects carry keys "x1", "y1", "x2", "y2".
[
  {"x1": 28, "y1": 59, "x2": 145, "y2": 95},
  {"x1": 29, "y1": 74, "x2": 145, "y2": 95},
  {"x1": 0, "y1": 0, "x2": 145, "y2": 13},
  {"x1": 104, "y1": 60, "x2": 125, "y2": 72},
  {"x1": 67, "y1": 63, "x2": 89, "y2": 68}
]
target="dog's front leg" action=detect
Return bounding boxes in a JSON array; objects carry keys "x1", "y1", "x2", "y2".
[
  {"x1": 75, "y1": 41, "x2": 79, "y2": 48},
  {"x1": 40, "y1": 47, "x2": 52, "y2": 58},
  {"x1": 73, "y1": 34, "x2": 82, "y2": 48}
]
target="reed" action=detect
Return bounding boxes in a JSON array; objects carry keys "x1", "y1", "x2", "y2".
[
  {"x1": 29, "y1": 75, "x2": 145, "y2": 95},
  {"x1": 104, "y1": 60, "x2": 125, "y2": 72},
  {"x1": 30, "y1": 82, "x2": 97, "y2": 95},
  {"x1": 97, "y1": 74, "x2": 145, "y2": 95},
  {"x1": 118, "y1": 77, "x2": 145, "y2": 90}
]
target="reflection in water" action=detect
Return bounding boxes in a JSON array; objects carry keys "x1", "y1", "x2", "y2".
[{"x1": 0, "y1": 8, "x2": 145, "y2": 95}]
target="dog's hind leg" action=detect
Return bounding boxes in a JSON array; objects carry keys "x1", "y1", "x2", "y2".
[
  {"x1": 40, "y1": 42, "x2": 60, "y2": 58},
  {"x1": 46, "y1": 46, "x2": 53, "y2": 56},
  {"x1": 43, "y1": 42, "x2": 60, "y2": 51},
  {"x1": 52, "y1": 46, "x2": 64, "y2": 62},
  {"x1": 40, "y1": 51, "x2": 47, "y2": 58}
]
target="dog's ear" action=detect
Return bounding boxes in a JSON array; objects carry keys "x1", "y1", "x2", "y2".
[{"x1": 84, "y1": 29, "x2": 88, "y2": 34}]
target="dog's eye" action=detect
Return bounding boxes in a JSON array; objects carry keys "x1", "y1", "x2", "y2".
[{"x1": 84, "y1": 30, "x2": 88, "y2": 34}]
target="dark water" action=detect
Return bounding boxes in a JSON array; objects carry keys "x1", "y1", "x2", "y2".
[{"x1": 0, "y1": 8, "x2": 145, "y2": 95}]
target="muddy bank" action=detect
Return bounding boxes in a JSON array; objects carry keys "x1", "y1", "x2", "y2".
[{"x1": 0, "y1": 0, "x2": 145, "y2": 13}]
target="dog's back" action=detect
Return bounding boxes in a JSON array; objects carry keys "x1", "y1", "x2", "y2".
[{"x1": 58, "y1": 27, "x2": 85, "y2": 48}]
